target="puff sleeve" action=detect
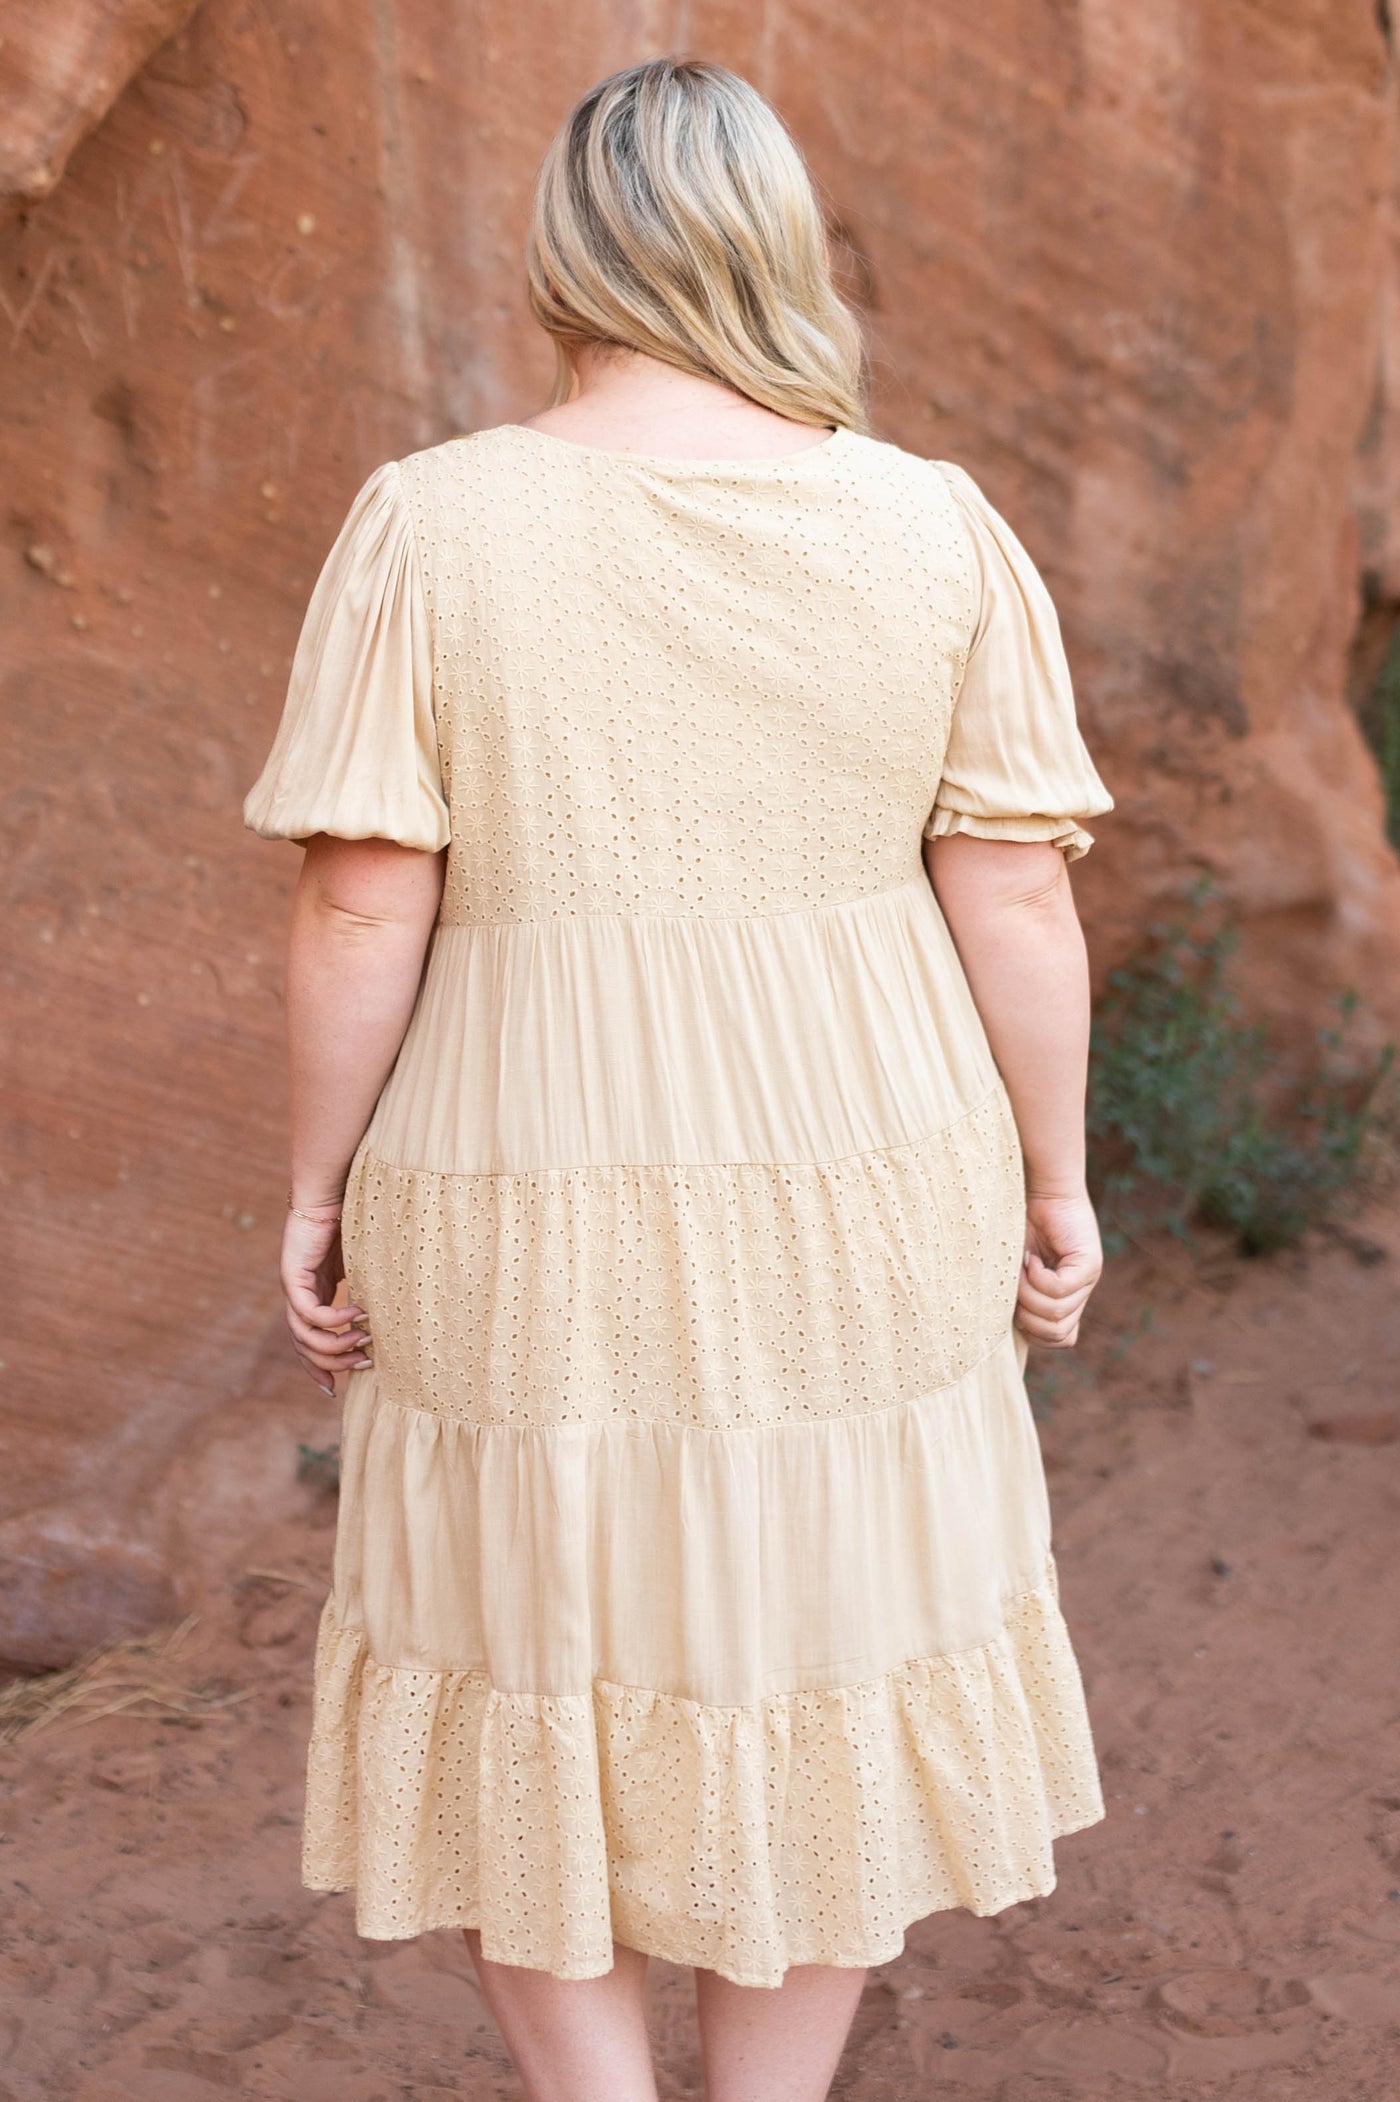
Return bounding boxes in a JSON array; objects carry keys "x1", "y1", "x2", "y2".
[
  {"x1": 242, "y1": 459, "x2": 450, "y2": 850},
  {"x1": 923, "y1": 461, "x2": 1113, "y2": 862}
]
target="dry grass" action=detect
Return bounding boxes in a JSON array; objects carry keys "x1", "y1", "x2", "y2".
[{"x1": 0, "y1": 1617, "x2": 248, "y2": 1746}]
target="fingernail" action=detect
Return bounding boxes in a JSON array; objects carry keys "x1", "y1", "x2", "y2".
[
  {"x1": 353, "y1": 1356, "x2": 372, "y2": 1369},
  {"x1": 318, "y1": 1381, "x2": 335, "y2": 1395}
]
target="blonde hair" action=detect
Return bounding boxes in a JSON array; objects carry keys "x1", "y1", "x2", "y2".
[{"x1": 524, "y1": 59, "x2": 869, "y2": 434}]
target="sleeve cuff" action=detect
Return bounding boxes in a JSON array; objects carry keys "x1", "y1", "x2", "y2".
[
  {"x1": 240, "y1": 795, "x2": 452, "y2": 851},
  {"x1": 920, "y1": 808, "x2": 1096, "y2": 862}
]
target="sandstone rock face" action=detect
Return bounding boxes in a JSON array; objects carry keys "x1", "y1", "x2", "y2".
[
  {"x1": 2, "y1": 1, "x2": 1398, "y2": 1664},
  {"x1": 0, "y1": 0, "x2": 205, "y2": 214}
]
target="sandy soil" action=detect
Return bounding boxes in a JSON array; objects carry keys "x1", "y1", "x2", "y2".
[{"x1": 3, "y1": 1201, "x2": 1398, "y2": 2102}]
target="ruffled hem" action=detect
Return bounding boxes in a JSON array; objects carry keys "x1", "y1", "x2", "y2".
[
  {"x1": 301, "y1": 1568, "x2": 1104, "y2": 1988},
  {"x1": 921, "y1": 808, "x2": 1096, "y2": 861}
]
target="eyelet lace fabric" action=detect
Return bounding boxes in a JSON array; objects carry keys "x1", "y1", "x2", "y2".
[
  {"x1": 341, "y1": 1086, "x2": 1026, "y2": 1432},
  {"x1": 303, "y1": 1561, "x2": 1102, "y2": 1987},
  {"x1": 243, "y1": 422, "x2": 1113, "y2": 1984}
]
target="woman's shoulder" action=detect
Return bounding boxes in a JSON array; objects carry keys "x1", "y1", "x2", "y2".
[
  {"x1": 391, "y1": 423, "x2": 527, "y2": 499},
  {"x1": 831, "y1": 428, "x2": 982, "y2": 514}
]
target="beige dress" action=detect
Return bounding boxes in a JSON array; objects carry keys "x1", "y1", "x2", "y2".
[{"x1": 243, "y1": 419, "x2": 1113, "y2": 1988}]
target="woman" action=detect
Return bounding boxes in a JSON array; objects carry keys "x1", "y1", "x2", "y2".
[{"x1": 244, "y1": 56, "x2": 1112, "y2": 2102}]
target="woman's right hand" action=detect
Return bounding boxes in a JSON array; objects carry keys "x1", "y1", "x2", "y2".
[
  {"x1": 279, "y1": 1202, "x2": 373, "y2": 1395},
  {"x1": 1015, "y1": 1190, "x2": 1103, "y2": 1349}
]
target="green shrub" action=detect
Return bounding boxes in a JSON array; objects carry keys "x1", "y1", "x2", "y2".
[
  {"x1": 297, "y1": 1440, "x2": 341, "y2": 1493},
  {"x1": 1357, "y1": 622, "x2": 1400, "y2": 853},
  {"x1": 1086, "y1": 885, "x2": 1395, "y2": 1256}
]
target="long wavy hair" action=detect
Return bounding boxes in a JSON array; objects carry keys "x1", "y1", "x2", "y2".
[{"x1": 524, "y1": 58, "x2": 869, "y2": 434}]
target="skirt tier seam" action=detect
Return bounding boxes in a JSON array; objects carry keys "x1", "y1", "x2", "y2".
[
  {"x1": 431, "y1": 868, "x2": 930, "y2": 935},
  {"x1": 352, "y1": 1075, "x2": 1013, "y2": 1184},
  {"x1": 319, "y1": 1553, "x2": 1059, "y2": 1705},
  {"x1": 351, "y1": 1328, "x2": 1014, "y2": 1436}
]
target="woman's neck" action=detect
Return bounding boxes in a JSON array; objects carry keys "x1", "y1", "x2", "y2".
[{"x1": 519, "y1": 344, "x2": 833, "y2": 460}]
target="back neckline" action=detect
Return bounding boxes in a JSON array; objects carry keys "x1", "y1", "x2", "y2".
[{"x1": 495, "y1": 420, "x2": 853, "y2": 476}]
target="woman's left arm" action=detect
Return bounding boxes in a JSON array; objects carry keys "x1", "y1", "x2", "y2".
[{"x1": 280, "y1": 833, "x2": 446, "y2": 1392}]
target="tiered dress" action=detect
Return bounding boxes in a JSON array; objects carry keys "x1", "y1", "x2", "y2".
[{"x1": 243, "y1": 419, "x2": 1113, "y2": 1988}]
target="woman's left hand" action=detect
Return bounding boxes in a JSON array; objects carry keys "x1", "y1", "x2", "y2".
[{"x1": 279, "y1": 1204, "x2": 372, "y2": 1395}]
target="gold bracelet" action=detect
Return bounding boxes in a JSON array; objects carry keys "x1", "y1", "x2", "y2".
[{"x1": 287, "y1": 1198, "x2": 344, "y2": 1222}]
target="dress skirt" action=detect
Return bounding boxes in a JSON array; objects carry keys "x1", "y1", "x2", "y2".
[{"x1": 297, "y1": 875, "x2": 1105, "y2": 1987}]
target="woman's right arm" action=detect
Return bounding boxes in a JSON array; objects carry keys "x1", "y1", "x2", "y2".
[{"x1": 924, "y1": 830, "x2": 1103, "y2": 1349}]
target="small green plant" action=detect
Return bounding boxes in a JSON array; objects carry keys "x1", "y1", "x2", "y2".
[
  {"x1": 297, "y1": 1441, "x2": 341, "y2": 1493},
  {"x1": 1087, "y1": 885, "x2": 1395, "y2": 1256},
  {"x1": 1357, "y1": 621, "x2": 1400, "y2": 852}
]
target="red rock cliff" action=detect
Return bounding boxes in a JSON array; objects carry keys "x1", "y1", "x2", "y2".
[{"x1": 2, "y1": 0, "x2": 1398, "y2": 1664}]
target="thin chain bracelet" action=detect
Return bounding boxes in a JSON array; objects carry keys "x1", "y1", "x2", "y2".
[{"x1": 287, "y1": 1195, "x2": 344, "y2": 1223}]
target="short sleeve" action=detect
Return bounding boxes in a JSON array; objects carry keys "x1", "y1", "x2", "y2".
[
  {"x1": 242, "y1": 459, "x2": 450, "y2": 851},
  {"x1": 923, "y1": 460, "x2": 1113, "y2": 862}
]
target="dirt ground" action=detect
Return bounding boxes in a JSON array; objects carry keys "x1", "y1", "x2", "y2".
[{"x1": 3, "y1": 1199, "x2": 1398, "y2": 2102}]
